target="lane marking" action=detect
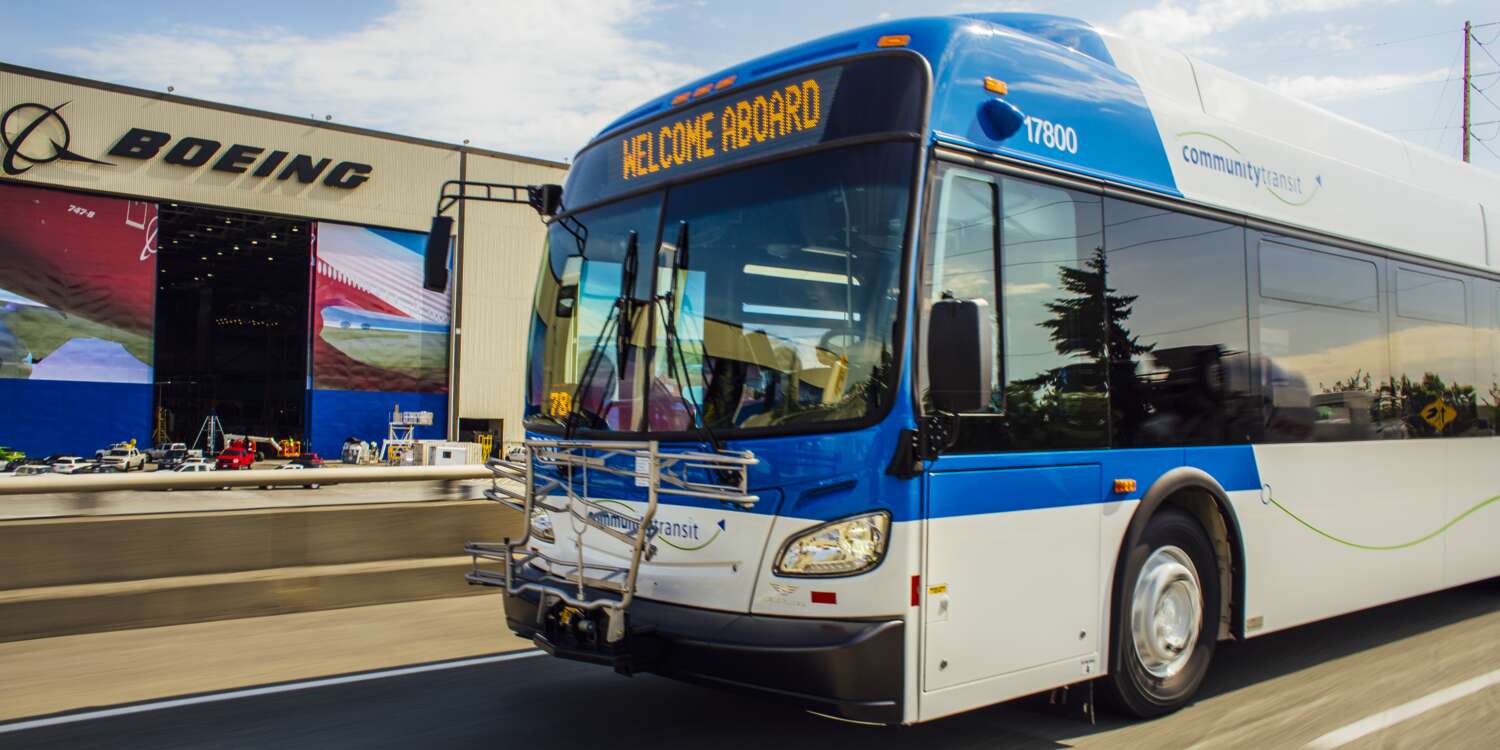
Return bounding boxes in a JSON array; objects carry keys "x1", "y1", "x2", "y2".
[
  {"x1": 1305, "y1": 667, "x2": 1500, "y2": 749},
  {"x1": 0, "y1": 649, "x2": 544, "y2": 735}
]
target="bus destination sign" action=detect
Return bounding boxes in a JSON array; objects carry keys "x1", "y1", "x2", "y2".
[{"x1": 606, "y1": 66, "x2": 842, "y2": 191}]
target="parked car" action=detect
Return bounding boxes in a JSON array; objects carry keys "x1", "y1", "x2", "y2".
[
  {"x1": 147, "y1": 442, "x2": 188, "y2": 461},
  {"x1": 162, "y1": 461, "x2": 227, "y2": 491},
  {"x1": 260, "y1": 463, "x2": 321, "y2": 490},
  {"x1": 94, "y1": 441, "x2": 132, "y2": 459},
  {"x1": 216, "y1": 449, "x2": 253, "y2": 470},
  {"x1": 51, "y1": 456, "x2": 91, "y2": 474},
  {"x1": 0, "y1": 446, "x2": 24, "y2": 465},
  {"x1": 100, "y1": 446, "x2": 147, "y2": 472},
  {"x1": 287, "y1": 453, "x2": 324, "y2": 468},
  {"x1": 156, "y1": 449, "x2": 191, "y2": 470},
  {"x1": 13, "y1": 464, "x2": 54, "y2": 477},
  {"x1": 75, "y1": 464, "x2": 122, "y2": 474}
]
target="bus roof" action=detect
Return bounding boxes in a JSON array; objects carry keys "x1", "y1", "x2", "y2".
[{"x1": 590, "y1": 14, "x2": 1500, "y2": 274}]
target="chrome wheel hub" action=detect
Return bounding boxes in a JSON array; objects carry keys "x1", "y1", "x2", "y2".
[{"x1": 1131, "y1": 545, "x2": 1202, "y2": 679}]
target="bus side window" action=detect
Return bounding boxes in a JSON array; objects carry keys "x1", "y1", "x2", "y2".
[
  {"x1": 1255, "y1": 241, "x2": 1393, "y2": 442},
  {"x1": 1486, "y1": 286, "x2": 1500, "y2": 434},
  {"x1": 1390, "y1": 267, "x2": 1479, "y2": 437},
  {"x1": 924, "y1": 171, "x2": 1001, "y2": 404},
  {"x1": 922, "y1": 169, "x2": 1109, "y2": 453},
  {"x1": 1101, "y1": 198, "x2": 1253, "y2": 447}
]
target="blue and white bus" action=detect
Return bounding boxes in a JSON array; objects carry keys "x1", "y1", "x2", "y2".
[{"x1": 449, "y1": 13, "x2": 1500, "y2": 725}]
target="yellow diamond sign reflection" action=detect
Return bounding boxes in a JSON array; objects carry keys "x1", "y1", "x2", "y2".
[{"x1": 1420, "y1": 397, "x2": 1456, "y2": 431}]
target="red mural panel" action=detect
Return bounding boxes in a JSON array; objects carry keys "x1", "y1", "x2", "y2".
[
  {"x1": 311, "y1": 222, "x2": 450, "y2": 393},
  {"x1": 0, "y1": 183, "x2": 157, "y2": 383}
]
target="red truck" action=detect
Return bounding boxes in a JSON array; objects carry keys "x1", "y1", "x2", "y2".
[{"x1": 215, "y1": 448, "x2": 254, "y2": 470}]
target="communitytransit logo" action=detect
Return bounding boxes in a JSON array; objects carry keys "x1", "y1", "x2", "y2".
[
  {"x1": 1177, "y1": 131, "x2": 1321, "y2": 206},
  {"x1": 587, "y1": 500, "x2": 726, "y2": 552},
  {"x1": 1, "y1": 102, "x2": 112, "y2": 176}
]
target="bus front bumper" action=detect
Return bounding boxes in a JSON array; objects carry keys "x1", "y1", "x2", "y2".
[{"x1": 502, "y1": 591, "x2": 904, "y2": 725}]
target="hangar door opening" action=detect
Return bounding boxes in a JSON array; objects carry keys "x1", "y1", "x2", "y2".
[{"x1": 153, "y1": 204, "x2": 312, "y2": 446}]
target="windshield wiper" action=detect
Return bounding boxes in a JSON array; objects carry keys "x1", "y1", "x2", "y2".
[
  {"x1": 563, "y1": 230, "x2": 637, "y2": 439},
  {"x1": 656, "y1": 221, "x2": 724, "y2": 454}
]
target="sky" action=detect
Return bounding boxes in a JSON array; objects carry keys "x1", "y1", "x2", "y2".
[{"x1": 1, "y1": 0, "x2": 1497, "y2": 170}]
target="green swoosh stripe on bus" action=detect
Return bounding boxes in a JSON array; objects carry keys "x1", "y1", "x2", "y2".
[
  {"x1": 1266, "y1": 181, "x2": 1320, "y2": 206},
  {"x1": 1268, "y1": 492, "x2": 1500, "y2": 551},
  {"x1": 1176, "y1": 130, "x2": 1241, "y2": 153}
]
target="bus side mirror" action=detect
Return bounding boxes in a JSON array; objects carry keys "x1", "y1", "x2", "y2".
[
  {"x1": 534, "y1": 184, "x2": 563, "y2": 217},
  {"x1": 928, "y1": 298, "x2": 994, "y2": 412},
  {"x1": 424, "y1": 214, "x2": 454, "y2": 292}
]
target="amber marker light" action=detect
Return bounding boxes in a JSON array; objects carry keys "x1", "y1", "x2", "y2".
[
  {"x1": 876, "y1": 34, "x2": 910, "y2": 48},
  {"x1": 983, "y1": 76, "x2": 1009, "y2": 95},
  {"x1": 692, "y1": 83, "x2": 713, "y2": 97},
  {"x1": 713, "y1": 75, "x2": 737, "y2": 91},
  {"x1": 1113, "y1": 478, "x2": 1138, "y2": 494},
  {"x1": 670, "y1": 92, "x2": 691, "y2": 106}
]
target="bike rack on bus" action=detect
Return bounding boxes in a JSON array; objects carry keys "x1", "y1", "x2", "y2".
[{"x1": 465, "y1": 440, "x2": 758, "y2": 644}]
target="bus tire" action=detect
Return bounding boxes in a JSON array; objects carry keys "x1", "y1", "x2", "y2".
[{"x1": 1102, "y1": 506, "x2": 1219, "y2": 718}]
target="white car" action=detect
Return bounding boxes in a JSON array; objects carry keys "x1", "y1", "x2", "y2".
[
  {"x1": 162, "y1": 462, "x2": 224, "y2": 491},
  {"x1": 100, "y1": 447, "x2": 147, "y2": 472},
  {"x1": 94, "y1": 442, "x2": 131, "y2": 459},
  {"x1": 148, "y1": 442, "x2": 188, "y2": 461},
  {"x1": 260, "y1": 463, "x2": 321, "y2": 490},
  {"x1": 13, "y1": 465, "x2": 53, "y2": 477},
  {"x1": 51, "y1": 456, "x2": 91, "y2": 474}
]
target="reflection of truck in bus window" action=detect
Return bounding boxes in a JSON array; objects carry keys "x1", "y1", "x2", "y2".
[{"x1": 1312, "y1": 390, "x2": 1408, "y2": 441}]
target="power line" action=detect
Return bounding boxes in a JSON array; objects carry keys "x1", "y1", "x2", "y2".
[
  {"x1": 1388, "y1": 119, "x2": 1500, "y2": 133},
  {"x1": 1425, "y1": 43, "x2": 1465, "y2": 149},
  {"x1": 1474, "y1": 79, "x2": 1500, "y2": 112},
  {"x1": 1269, "y1": 26, "x2": 1474, "y2": 65},
  {"x1": 1476, "y1": 136, "x2": 1500, "y2": 161},
  {"x1": 1477, "y1": 38, "x2": 1500, "y2": 74}
]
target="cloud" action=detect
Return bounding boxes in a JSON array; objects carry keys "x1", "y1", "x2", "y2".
[
  {"x1": 49, "y1": 0, "x2": 702, "y2": 161},
  {"x1": 1262, "y1": 67, "x2": 1448, "y2": 103},
  {"x1": 1113, "y1": 0, "x2": 1391, "y2": 48},
  {"x1": 944, "y1": 1, "x2": 1040, "y2": 14}
]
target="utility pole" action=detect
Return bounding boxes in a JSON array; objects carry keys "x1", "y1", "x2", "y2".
[{"x1": 1463, "y1": 20, "x2": 1471, "y2": 162}]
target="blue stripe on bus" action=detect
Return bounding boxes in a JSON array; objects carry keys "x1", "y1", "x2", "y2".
[
  {"x1": 930, "y1": 463, "x2": 1101, "y2": 516},
  {"x1": 524, "y1": 429, "x2": 1261, "y2": 523}
]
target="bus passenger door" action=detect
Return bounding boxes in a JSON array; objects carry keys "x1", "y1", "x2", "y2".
[{"x1": 917, "y1": 167, "x2": 1110, "y2": 713}]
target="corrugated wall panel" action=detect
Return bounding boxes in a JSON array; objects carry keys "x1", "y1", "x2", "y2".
[{"x1": 456, "y1": 154, "x2": 568, "y2": 442}]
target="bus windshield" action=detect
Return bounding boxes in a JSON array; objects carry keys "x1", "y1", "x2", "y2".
[{"x1": 526, "y1": 141, "x2": 915, "y2": 434}]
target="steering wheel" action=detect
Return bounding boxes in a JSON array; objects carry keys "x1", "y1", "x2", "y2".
[{"x1": 816, "y1": 328, "x2": 862, "y2": 365}]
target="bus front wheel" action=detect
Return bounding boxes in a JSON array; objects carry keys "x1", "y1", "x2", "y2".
[{"x1": 1102, "y1": 506, "x2": 1220, "y2": 718}]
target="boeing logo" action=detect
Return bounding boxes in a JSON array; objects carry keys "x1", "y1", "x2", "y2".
[
  {"x1": 0, "y1": 102, "x2": 113, "y2": 176},
  {"x1": 1, "y1": 99, "x2": 373, "y2": 189}
]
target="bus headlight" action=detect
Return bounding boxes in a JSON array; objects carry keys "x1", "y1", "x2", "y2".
[
  {"x1": 774, "y1": 511, "x2": 890, "y2": 577},
  {"x1": 530, "y1": 506, "x2": 555, "y2": 543}
]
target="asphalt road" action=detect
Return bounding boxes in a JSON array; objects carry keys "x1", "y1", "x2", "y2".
[{"x1": 5, "y1": 580, "x2": 1500, "y2": 749}]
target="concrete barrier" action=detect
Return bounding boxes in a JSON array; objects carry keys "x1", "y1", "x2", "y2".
[{"x1": 0, "y1": 499, "x2": 522, "y2": 642}]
